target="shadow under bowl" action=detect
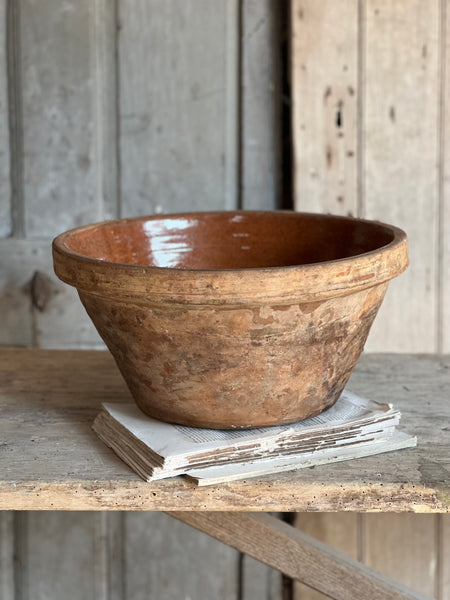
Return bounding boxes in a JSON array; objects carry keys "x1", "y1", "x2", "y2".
[{"x1": 52, "y1": 211, "x2": 408, "y2": 428}]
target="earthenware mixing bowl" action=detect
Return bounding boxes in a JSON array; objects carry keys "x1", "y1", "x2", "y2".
[{"x1": 53, "y1": 211, "x2": 408, "y2": 428}]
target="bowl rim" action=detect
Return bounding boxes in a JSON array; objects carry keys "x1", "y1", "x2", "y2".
[
  {"x1": 52, "y1": 210, "x2": 409, "y2": 305},
  {"x1": 53, "y1": 210, "x2": 406, "y2": 271}
]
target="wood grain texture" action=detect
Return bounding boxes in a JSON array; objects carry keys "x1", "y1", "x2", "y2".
[
  {"x1": 0, "y1": 2, "x2": 447, "y2": 598},
  {"x1": 6, "y1": 0, "x2": 24, "y2": 238},
  {"x1": 225, "y1": 0, "x2": 240, "y2": 211},
  {"x1": 168, "y1": 512, "x2": 432, "y2": 600},
  {"x1": 20, "y1": 0, "x2": 98, "y2": 238},
  {"x1": 442, "y1": 0, "x2": 450, "y2": 353},
  {"x1": 91, "y1": 0, "x2": 119, "y2": 222},
  {"x1": 293, "y1": 514, "x2": 447, "y2": 600},
  {"x1": 13, "y1": 514, "x2": 123, "y2": 600},
  {"x1": 291, "y1": 0, "x2": 359, "y2": 216},
  {"x1": 93, "y1": 513, "x2": 125, "y2": 600},
  {"x1": 0, "y1": 240, "x2": 102, "y2": 348},
  {"x1": 0, "y1": 239, "x2": 36, "y2": 346},
  {"x1": 363, "y1": 515, "x2": 437, "y2": 598},
  {"x1": 241, "y1": 0, "x2": 280, "y2": 210},
  {"x1": 0, "y1": 0, "x2": 11, "y2": 237},
  {"x1": 291, "y1": 0, "x2": 446, "y2": 354},
  {"x1": 0, "y1": 348, "x2": 448, "y2": 512},
  {"x1": 118, "y1": 0, "x2": 237, "y2": 217},
  {"x1": 124, "y1": 512, "x2": 239, "y2": 600},
  {"x1": 362, "y1": 0, "x2": 440, "y2": 352},
  {"x1": 293, "y1": 513, "x2": 359, "y2": 600},
  {"x1": 0, "y1": 512, "x2": 14, "y2": 600},
  {"x1": 16, "y1": 513, "x2": 124, "y2": 600},
  {"x1": 439, "y1": 515, "x2": 450, "y2": 599},
  {"x1": 241, "y1": 554, "x2": 283, "y2": 600},
  {"x1": 24, "y1": 513, "x2": 97, "y2": 600}
]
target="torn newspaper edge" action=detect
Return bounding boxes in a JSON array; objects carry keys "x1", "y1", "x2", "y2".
[{"x1": 92, "y1": 390, "x2": 417, "y2": 485}]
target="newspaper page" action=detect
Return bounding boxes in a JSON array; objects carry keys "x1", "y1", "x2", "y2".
[
  {"x1": 100, "y1": 390, "x2": 399, "y2": 467},
  {"x1": 185, "y1": 431, "x2": 417, "y2": 485}
]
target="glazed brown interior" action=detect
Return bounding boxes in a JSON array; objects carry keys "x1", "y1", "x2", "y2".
[{"x1": 63, "y1": 212, "x2": 395, "y2": 270}]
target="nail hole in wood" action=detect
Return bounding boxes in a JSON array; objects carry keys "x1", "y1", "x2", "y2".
[{"x1": 336, "y1": 101, "x2": 343, "y2": 128}]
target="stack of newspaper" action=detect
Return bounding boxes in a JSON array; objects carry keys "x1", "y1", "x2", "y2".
[{"x1": 93, "y1": 391, "x2": 416, "y2": 485}]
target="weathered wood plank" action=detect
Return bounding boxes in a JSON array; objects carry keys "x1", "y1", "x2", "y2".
[
  {"x1": 93, "y1": 513, "x2": 125, "y2": 600},
  {"x1": 0, "y1": 239, "x2": 44, "y2": 346},
  {"x1": 168, "y1": 512, "x2": 432, "y2": 600},
  {"x1": 363, "y1": 515, "x2": 437, "y2": 598},
  {"x1": 439, "y1": 515, "x2": 450, "y2": 599},
  {"x1": 13, "y1": 514, "x2": 124, "y2": 600},
  {"x1": 225, "y1": 0, "x2": 240, "y2": 211},
  {"x1": 0, "y1": 0, "x2": 11, "y2": 237},
  {"x1": 20, "y1": 0, "x2": 99, "y2": 238},
  {"x1": 0, "y1": 239, "x2": 102, "y2": 348},
  {"x1": 118, "y1": 0, "x2": 238, "y2": 217},
  {"x1": 4, "y1": 479, "x2": 444, "y2": 512},
  {"x1": 442, "y1": 0, "x2": 450, "y2": 353},
  {"x1": 124, "y1": 512, "x2": 239, "y2": 600},
  {"x1": 12, "y1": 512, "x2": 28, "y2": 600},
  {"x1": 0, "y1": 349, "x2": 449, "y2": 511},
  {"x1": 293, "y1": 514, "x2": 359, "y2": 600},
  {"x1": 291, "y1": 0, "x2": 359, "y2": 216},
  {"x1": 362, "y1": 0, "x2": 440, "y2": 352},
  {"x1": 0, "y1": 512, "x2": 14, "y2": 600},
  {"x1": 241, "y1": 554, "x2": 283, "y2": 600},
  {"x1": 241, "y1": 0, "x2": 280, "y2": 210},
  {"x1": 25, "y1": 512, "x2": 97, "y2": 600},
  {"x1": 91, "y1": 0, "x2": 119, "y2": 222},
  {"x1": 34, "y1": 277, "x2": 103, "y2": 350}
]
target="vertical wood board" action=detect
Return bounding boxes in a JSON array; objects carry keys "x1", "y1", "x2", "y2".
[
  {"x1": 34, "y1": 274, "x2": 104, "y2": 349},
  {"x1": 241, "y1": 0, "x2": 280, "y2": 210},
  {"x1": 124, "y1": 512, "x2": 239, "y2": 600},
  {"x1": 0, "y1": 512, "x2": 14, "y2": 600},
  {"x1": 0, "y1": 239, "x2": 102, "y2": 348},
  {"x1": 2, "y1": 2, "x2": 448, "y2": 600},
  {"x1": 118, "y1": 0, "x2": 238, "y2": 217},
  {"x1": 93, "y1": 513, "x2": 125, "y2": 600},
  {"x1": 91, "y1": 0, "x2": 120, "y2": 222},
  {"x1": 362, "y1": 0, "x2": 440, "y2": 352},
  {"x1": 24, "y1": 512, "x2": 98, "y2": 600},
  {"x1": 291, "y1": 0, "x2": 359, "y2": 216},
  {"x1": 439, "y1": 515, "x2": 450, "y2": 600},
  {"x1": 0, "y1": 239, "x2": 43, "y2": 347},
  {"x1": 442, "y1": 0, "x2": 450, "y2": 353},
  {"x1": 20, "y1": 0, "x2": 99, "y2": 238},
  {"x1": 12, "y1": 513, "x2": 28, "y2": 600},
  {"x1": 293, "y1": 513, "x2": 359, "y2": 600},
  {"x1": 241, "y1": 554, "x2": 283, "y2": 600},
  {"x1": 0, "y1": 0, "x2": 11, "y2": 237},
  {"x1": 363, "y1": 514, "x2": 437, "y2": 598}
]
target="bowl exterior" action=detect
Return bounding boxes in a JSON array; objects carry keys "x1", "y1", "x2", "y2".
[
  {"x1": 78, "y1": 282, "x2": 388, "y2": 428},
  {"x1": 53, "y1": 212, "x2": 408, "y2": 429}
]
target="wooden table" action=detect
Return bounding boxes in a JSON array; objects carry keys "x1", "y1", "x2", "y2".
[{"x1": 1, "y1": 348, "x2": 449, "y2": 600}]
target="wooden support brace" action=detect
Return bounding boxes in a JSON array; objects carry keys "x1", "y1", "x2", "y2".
[{"x1": 167, "y1": 512, "x2": 432, "y2": 600}]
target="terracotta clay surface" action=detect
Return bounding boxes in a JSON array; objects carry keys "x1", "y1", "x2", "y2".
[{"x1": 52, "y1": 211, "x2": 408, "y2": 428}]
